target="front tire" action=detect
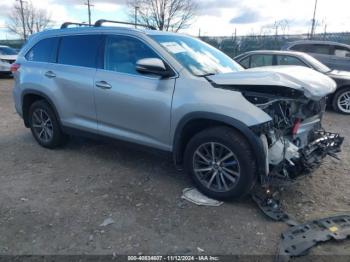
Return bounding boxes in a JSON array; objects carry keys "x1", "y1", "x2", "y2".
[
  {"x1": 332, "y1": 87, "x2": 350, "y2": 114},
  {"x1": 184, "y1": 126, "x2": 257, "y2": 200},
  {"x1": 28, "y1": 100, "x2": 67, "y2": 148}
]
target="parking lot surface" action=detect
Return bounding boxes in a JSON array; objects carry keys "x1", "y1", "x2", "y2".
[{"x1": 1, "y1": 78, "x2": 350, "y2": 257}]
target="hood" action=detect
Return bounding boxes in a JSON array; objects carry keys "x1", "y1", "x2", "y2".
[
  {"x1": 327, "y1": 70, "x2": 350, "y2": 80},
  {"x1": 0, "y1": 54, "x2": 17, "y2": 61},
  {"x1": 207, "y1": 66, "x2": 336, "y2": 101}
]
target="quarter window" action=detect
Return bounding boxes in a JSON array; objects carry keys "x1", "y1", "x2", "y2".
[
  {"x1": 25, "y1": 37, "x2": 59, "y2": 63},
  {"x1": 276, "y1": 55, "x2": 307, "y2": 66},
  {"x1": 57, "y1": 35, "x2": 101, "y2": 68},
  {"x1": 333, "y1": 46, "x2": 350, "y2": 58},
  {"x1": 250, "y1": 55, "x2": 273, "y2": 68},
  {"x1": 104, "y1": 35, "x2": 160, "y2": 76},
  {"x1": 239, "y1": 57, "x2": 250, "y2": 68}
]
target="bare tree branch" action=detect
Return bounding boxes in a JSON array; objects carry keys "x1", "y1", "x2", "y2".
[
  {"x1": 6, "y1": 0, "x2": 52, "y2": 40},
  {"x1": 127, "y1": 0, "x2": 197, "y2": 31}
]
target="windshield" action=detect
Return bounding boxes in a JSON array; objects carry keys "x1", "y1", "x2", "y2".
[
  {"x1": 0, "y1": 47, "x2": 17, "y2": 55},
  {"x1": 150, "y1": 34, "x2": 243, "y2": 76},
  {"x1": 303, "y1": 53, "x2": 331, "y2": 73}
]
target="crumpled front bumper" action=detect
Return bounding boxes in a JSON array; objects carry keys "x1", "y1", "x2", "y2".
[{"x1": 288, "y1": 130, "x2": 344, "y2": 177}]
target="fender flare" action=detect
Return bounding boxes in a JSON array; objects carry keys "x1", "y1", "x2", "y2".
[
  {"x1": 173, "y1": 112, "x2": 268, "y2": 176},
  {"x1": 21, "y1": 89, "x2": 61, "y2": 127}
]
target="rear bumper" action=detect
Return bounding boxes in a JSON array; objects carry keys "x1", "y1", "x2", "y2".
[{"x1": 0, "y1": 62, "x2": 11, "y2": 72}]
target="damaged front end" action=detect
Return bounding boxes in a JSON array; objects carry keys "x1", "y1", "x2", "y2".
[
  {"x1": 207, "y1": 66, "x2": 344, "y2": 188},
  {"x1": 248, "y1": 93, "x2": 344, "y2": 187}
]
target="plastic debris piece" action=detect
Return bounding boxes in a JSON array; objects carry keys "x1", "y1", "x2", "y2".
[
  {"x1": 99, "y1": 217, "x2": 115, "y2": 227},
  {"x1": 181, "y1": 188, "x2": 223, "y2": 207}
]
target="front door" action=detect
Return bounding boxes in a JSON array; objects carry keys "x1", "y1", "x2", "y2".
[{"x1": 94, "y1": 35, "x2": 176, "y2": 151}]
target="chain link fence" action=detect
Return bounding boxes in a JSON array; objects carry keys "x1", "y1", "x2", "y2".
[
  {"x1": 1, "y1": 32, "x2": 350, "y2": 57},
  {"x1": 200, "y1": 32, "x2": 350, "y2": 58}
]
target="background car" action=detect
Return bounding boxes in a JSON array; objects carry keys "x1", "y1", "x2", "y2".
[
  {"x1": 282, "y1": 40, "x2": 350, "y2": 71},
  {"x1": 0, "y1": 45, "x2": 18, "y2": 76},
  {"x1": 234, "y1": 50, "x2": 350, "y2": 114}
]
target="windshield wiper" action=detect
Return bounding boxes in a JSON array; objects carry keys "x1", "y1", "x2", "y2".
[{"x1": 197, "y1": 73, "x2": 216, "y2": 77}]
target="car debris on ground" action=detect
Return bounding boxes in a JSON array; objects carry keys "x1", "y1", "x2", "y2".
[
  {"x1": 181, "y1": 188, "x2": 223, "y2": 206},
  {"x1": 252, "y1": 187, "x2": 350, "y2": 261},
  {"x1": 99, "y1": 217, "x2": 115, "y2": 227}
]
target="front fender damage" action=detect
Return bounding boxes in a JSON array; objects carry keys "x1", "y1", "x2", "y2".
[{"x1": 246, "y1": 93, "x2": 344, "y2": 188}]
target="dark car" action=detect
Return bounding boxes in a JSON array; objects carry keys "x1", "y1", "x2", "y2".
[
  {"x1": 234, "y1": 50, "x2": 350, "y2": 114},
  {"x1": 282, "y1": 40, "x2": 350, "y2": 71}
]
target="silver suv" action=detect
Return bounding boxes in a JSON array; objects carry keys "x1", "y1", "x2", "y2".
[{"x1": 12, "y1": 20, "x2": 343, "y2": 200}]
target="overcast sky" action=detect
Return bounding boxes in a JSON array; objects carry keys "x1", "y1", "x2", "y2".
[{"x1": 0, "y1": 0, "x2": 349, "y2": 39}]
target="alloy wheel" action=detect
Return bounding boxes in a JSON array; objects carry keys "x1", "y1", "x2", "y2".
[
  {"x1": 337, "y1": 91, "x2": 350, "y2": 113},
  {"x1": 192, "y1": 142, "x2": 240, "y2": 193},
  {"x1": 31, "y1": 109, "x2": 54, "y2": 143}
]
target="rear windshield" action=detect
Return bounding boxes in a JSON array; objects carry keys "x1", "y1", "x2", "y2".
[{"x1": 0, "y1": 47, "x2": 17, "y2": 55}]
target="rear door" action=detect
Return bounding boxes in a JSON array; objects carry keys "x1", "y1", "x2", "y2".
[
  {"x1": 94, "y1": 34, "x2": 176, "y2": 151},
  {"x1": 49, "y1": 34, "x2": 102, "y2": 133}
]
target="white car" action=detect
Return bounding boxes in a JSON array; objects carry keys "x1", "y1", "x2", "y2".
[{"x1": 0, "y1": 45, "x2": 18, "y2": 75}]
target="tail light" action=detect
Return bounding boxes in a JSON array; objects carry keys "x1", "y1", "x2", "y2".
[
  {"x1": 10, "y1": 63, "x2": 20, "y2": 73},
  {"x1": 292, "y1": 118, "x2": 301, "y2": 136}
]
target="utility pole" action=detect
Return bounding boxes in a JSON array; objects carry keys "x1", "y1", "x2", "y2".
[
  {"x1": 84, "y1": 0, "x2": 93, "y2": 25},
  {"x1": 16, "y1": 0, "x2": 27, "y2": 40},
  {"x1": 310, "y1": 0, "x2": 318, "y2": 39},
  {"x1": 134, "y1": 5, "x2": 139, "y2": 28}
]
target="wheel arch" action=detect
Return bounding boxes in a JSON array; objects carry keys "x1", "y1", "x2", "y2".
[
  {"x1": 21, "y1": 89, "x2": 61, "y2": 128},
  {"x1": 332, "y1": 85, "x2": 350, "y2": 113},
  {"x1": 172, "y1": 112, "x2": 267, "y2": 176}
]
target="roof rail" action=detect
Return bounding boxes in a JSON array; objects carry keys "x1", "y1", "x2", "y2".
[
  {"x1": 60, "y1": 22, "x2": 91, "y2": 29},
  {"x1": 94, "y1": 19, "x2": 156, "y2": 30}
]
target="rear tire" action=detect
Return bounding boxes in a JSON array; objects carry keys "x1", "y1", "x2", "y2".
[
  {"x1": 184, "y1": 126, "x2": 257, "y2": 200},
  {"x1": 28, "y1": 100, "x2": 67, "y2": 148},
  {"x1": 332, "y1": 87, "x2": 350, "y2": 114}
]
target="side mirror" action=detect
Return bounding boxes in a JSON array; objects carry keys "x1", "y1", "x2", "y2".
[{"x1": 136, "y1": 58, "x2": 172, "y2": 77}]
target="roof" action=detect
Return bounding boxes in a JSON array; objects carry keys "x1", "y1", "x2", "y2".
[
  {"x1": 234, "y1": 50, "x2": 310, "y2": 59},
  {"x1": 284, "y1": 40, "x2": 350, "y2": 48}
]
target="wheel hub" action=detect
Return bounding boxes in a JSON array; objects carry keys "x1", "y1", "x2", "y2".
[
  {"x1": 32, "y1": 109, "x2": 53, "y2": 143},
  {"x1": 193, "y1": 142, "x2": 240, "y2": 193},
  {"x1": 338, "y1": 91, "x2": 350, "y2": 113}
]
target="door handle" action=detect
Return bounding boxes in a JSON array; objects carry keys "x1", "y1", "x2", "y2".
[
  {"x1": 95, "y1": 80, "x2": 112, "y2": 90},
  {"x1": 44, "y1": 71, "x2": 56, "y2": 78}
]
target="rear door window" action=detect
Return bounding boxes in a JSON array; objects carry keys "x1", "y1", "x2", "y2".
[
  {"x1": 57, "y1": 34, "x2": 101, "y2": 68},
  {"x1": 25, "y1": 37, "x2": 59, "y2": 63},
  {"x1": 250, "y1": 54, "x2": 273, "y2": 68},
  {"x1": 308, "y1": 44, "x2": 331, "y2": 55},
  {"x1": 290, "y1": 44, "x2": 311, "y2": 52},
  {"x1": 276, "y1": 55, "x2": 307, "y2": 66}
]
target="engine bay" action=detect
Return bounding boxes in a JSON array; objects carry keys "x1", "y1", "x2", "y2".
[{"x1": 245, "y1": 92, "x2": 344, "y2": 185}]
